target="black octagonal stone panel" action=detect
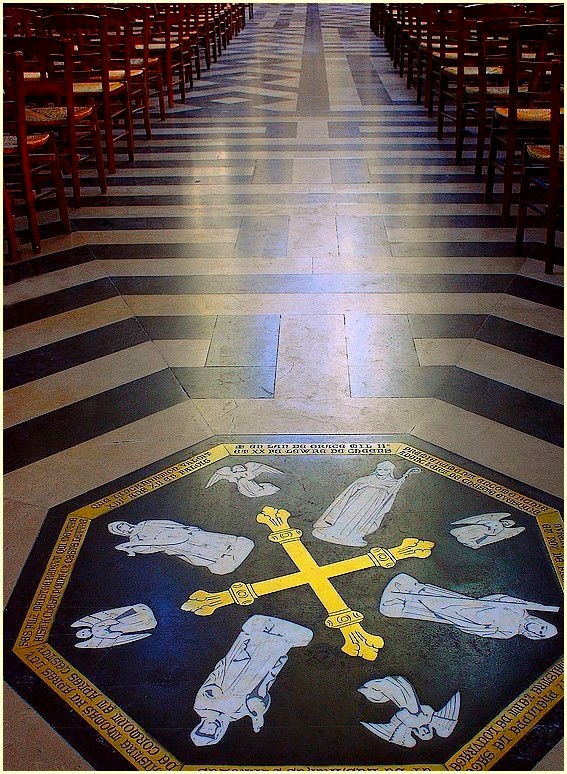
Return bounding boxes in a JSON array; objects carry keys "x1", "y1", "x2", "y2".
[{"x1": 4, "y1": 435, "x2": 563, "y2": 771}]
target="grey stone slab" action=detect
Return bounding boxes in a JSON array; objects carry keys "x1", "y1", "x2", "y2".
[
  {"x1": 206, "y1": 315, "x2": 280, "y2": 366},
  {"x1": 252, "y1": 159, "x2": 294, "y2": 184},
  {"x1": 137, "y1": 316, "x2": 217, "y2": 341},
  {"x1": 408, "y1": 314, "x2": 489, "y2": 339},
  {"x1": 349, "y1": 365, "x2": 454, "y2": 397},
  {"x1": 330, "y1": 159, "x2": 371, "y2": 184},
  {"x1": 336, "y1": 215, "x2": 389, "y2": 256},
  {"x1": 235, "y1": 216, "x2": 289, "y2": 258},
  {"x1": 173, "y1": 366, "x2": 275, "y2": 398},
  {"x1": 346, "y1": 314, "x2": 419, "y2": 366}
]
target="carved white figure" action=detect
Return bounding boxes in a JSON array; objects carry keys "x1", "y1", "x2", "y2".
[
  {"x1": 379, "y1": 573, "x2": 559, "y2": 640},
  {"x1": 450, "y1": 513, "x2": 525, "y2": 549},
  {"x1": 359, "y1": 675, "x2": 460, "y2": 748},
  {"x1": 108, "y1": 520, "x2": 254, "y2": 575},
  {"x1": 191, "y1": 615, "x2": 313, "y2": 746},
  {"x1": 312, "y1": 462, "x2": 421, "y2": 547},
  {"x1": 205, "y1": 462, "x2": 284, "y2": 498},
  {"x1": 72, "y1": 604, "x2": 157, "y2": 648}
]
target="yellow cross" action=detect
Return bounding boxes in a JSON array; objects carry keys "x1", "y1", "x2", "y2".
[{"x1": 182, "y1": 507, "x2": 434, "y2": 661}]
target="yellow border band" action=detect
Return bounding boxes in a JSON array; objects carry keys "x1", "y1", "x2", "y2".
[
  {"x1": 13, "y1": 642, "x2": 184, "y2": 771},
  {"x1": 446, "y1": 658, "x2": 564, "y2": 771},
  {"x1": 15, "y1": 516, "x2": 90, "y2": 649},
  {"x1": 68, "y1": 444, "x2": 230, "y2": 520}
]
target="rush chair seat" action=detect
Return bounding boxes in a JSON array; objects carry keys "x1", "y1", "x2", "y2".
[
  {"x1": 3, "y1": 35, "x2": 107, "y2": 208},
  {"x1": 40, "y1": 12, "x2": 135, "y2": 174},
  {"x1": 484, "y1": 22, "x2": 564, "y2": 220},
  {"x1": 515, "y1": 59, "x2": 564, "y2": 274},
  {"x1": 4, "y1": 50, "x2": 70, "y2": 260}
]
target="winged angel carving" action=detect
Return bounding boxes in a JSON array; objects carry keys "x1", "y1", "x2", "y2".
[
  {"x1": 450, "y1": 513, "x2": 525, "y2": 549},
  {"x1": 359, "y1": 675, "x2": 460, "y2": 748},
  {"x1": 205, "y1": 462, "x2": 284, "y2": 498},
  {"x1": 72, "y1": 604, "x2": 157, "y2": 648}
]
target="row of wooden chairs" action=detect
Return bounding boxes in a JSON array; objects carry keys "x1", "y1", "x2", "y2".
[
  {"x1": 3, "y1": 4, "x2": 253, "y2": 262},
  {"x1": 371, "y1": 4, "x2": 564, "y2": 274}
]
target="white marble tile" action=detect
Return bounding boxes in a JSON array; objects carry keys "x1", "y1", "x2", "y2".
[
  {"x1": 292, "y1": 158, "x2": 333, "y2": 184},
  {"x1": 275, "y1": 315, "x2": 349, "y2": 399},
  {"x1": 149, "y1": 339, "x2": 210, "y2": 368},
  {"x1": 415, "y1": 338, "x2": 473, "y2": 366},
  {"x1": 287, "y1": 214, "x2": 339, "y2": 260},
  {"x1": 124, "y1": 293, "x2": 501, "y2": 317},
  {"x1": 193, "y1": 396, "x2": 435, "y2": 436},
  {"x1": 99, "y1": 256, "x2": 314, "y2": 276}
]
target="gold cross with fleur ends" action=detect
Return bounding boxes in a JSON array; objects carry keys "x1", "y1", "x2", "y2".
[{"x1": 182, "y1": 508, "x2": 434, "y2": 661}]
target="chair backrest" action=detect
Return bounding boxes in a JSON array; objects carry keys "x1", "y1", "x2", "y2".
[
  {"x1": 3, "y1": 7, "x2": 40, "y2": 37},
  {"x1": 3, "y1": 35, "x2": 75, "y2": 102},
  {"x1": 547, "y1": 59, "x2": 563, "y2": 188},
  {"x1": 4, "y1": 51, "x2": 30, "y2": 149},
  {"x1": 40, "y1": 13, "x2": 112, "y2": 88},
  {"x1": 507, "y1": 24, "x2": 564, "y2": 115}
]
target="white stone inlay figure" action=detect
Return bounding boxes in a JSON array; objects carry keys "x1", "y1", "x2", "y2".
[
  {"x1": 359, "y1": 675, "x2": 460, "y2": 748},
  {"x1": 379, "y1": 573, "x2": 559, "y2": 640},
  {"x1": 191, "y1": 615, "x2": 313, "y2": 746},
  {"x1": 312, "y1": 462, "x2": 421, "y2": 547},
  {"x1": 450, "y1": 513, "x2": 525, "y2": 549},
  {"x1": 108, "y1": 520, "x2": 254, "y2": 574},
  {"x1": 205, "y1": 462, "x2": 284, "y2": 498},
  {"x1": 72, "y1": 604, "x2": 157, "y2": 648}
]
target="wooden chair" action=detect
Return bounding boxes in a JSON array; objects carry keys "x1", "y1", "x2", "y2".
[
  {"x1": 3, "y1": 6, "x2": 40, "y2": 37},
  {"x1": 515, "y1": 59, "x2": 563, "y2": 274},
  {"x1": 128, "y1": 5, "x2": 167, "y2": 121},
  {"x1": 142, "y1": 4, "x2": 187, "y2": 109},
  {"x1": 3, "y1": 35, "x2": 107, "y2": 208},
  {"x1": 485, "y1": 23, "x2": 564, "y2": 219},
  {"x1": 452, "y1": 14, "x2": 535, "y2": 175},
  {"x1": 40, "y1": 12, "x2": 135, "y2": 174},
  {"x1": 102, "y1": 6, "x2": 153, "y2": 139},
  {"x1": 419, "y1": 5, "x2": 462, "y2": 119},
  {"x1": 4, "y1": 50, "x2": 70, "y2": 259}
]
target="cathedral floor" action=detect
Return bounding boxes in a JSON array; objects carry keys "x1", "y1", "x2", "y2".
[{"x1": 3, "y1": 4, "x2": 563, "y2": 771}]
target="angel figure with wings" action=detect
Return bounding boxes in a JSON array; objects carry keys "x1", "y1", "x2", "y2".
[
  {"x1": 359, "y1": 675, "x2": 460, "y2": 748},
  {"x1": 205, "y1": 462, "x2": 284, "y2": 498},
  {"x1": 450, "y1": 513, "x2": 525, "y2": 549},
  {"x1": 72, "y1": 604, "x2": 157, "y2": 649}
]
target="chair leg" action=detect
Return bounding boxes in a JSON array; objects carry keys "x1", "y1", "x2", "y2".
[
  {"x1": 48, "y1": 137, "x2": 71, "y2": 233},
  {"x1": 501, "y1": 128, "x2": 516, "y2": 220},
  {"x1": 91, "y1": 113, "x2": 108, "y2": 195},
  {"x1": 474, "y1": 111, "x2": 487, "y2": 179},
  {"x1": 545, "y1": 187, "x2": 560, "y2": 274},
  {"x1": 484, "y1": 132, "x2": 498, "y2": 203},
  {"x1": 515, "y1": 175, "x2": 529, "y2": 255},
  {"x1": 3, "y1": 183, "x2": 21, "y2": 261},
  {"x1": 456, "y1": 103, "x2": 467, "y2": 166},
  {"x1": 437, "y1": 76, "x2": 447, "y2": 140}
]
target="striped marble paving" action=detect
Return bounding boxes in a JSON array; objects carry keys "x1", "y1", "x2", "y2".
[{"x1": 3, "y1": 5, "x2": 563, "y2": 770}]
